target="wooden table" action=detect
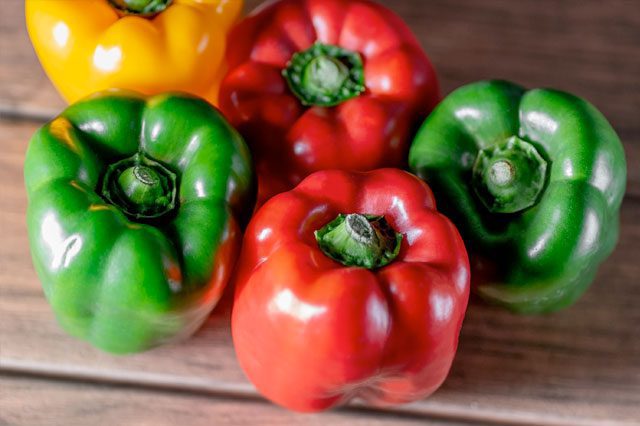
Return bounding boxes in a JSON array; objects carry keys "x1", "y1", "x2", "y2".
[{"x1": 1, "y1": 1, "x2": 639, "y2": 425}]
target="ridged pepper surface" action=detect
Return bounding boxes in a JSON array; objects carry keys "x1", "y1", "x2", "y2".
[
  {"x1": 232, "y1": 169, "x2": 469, "y2": 412},
  {"x1": 25, "y1": 91, "x2": 254, "y2": 353},
  {"x1": 26, "y1": 0, "x2": 242, "y2": 104},
  {"x1": 220, "y1": 0, "x2": 440, "y2": 204},
  {"x1": 409, "y1": 80, "x2": 626, "y2": 313}
]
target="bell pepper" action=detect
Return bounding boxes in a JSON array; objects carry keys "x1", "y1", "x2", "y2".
[
  {"x1": 409, "y1": 80, "x2": 627, "y2": 313},
  {"x1": 24, "y1": 91, "x2": 254, "y2": 354},
  {"x1": 25, "y1": 0, "x2": 242, "y2": 105},
  {"x1": 219, "y1": 0, "x2": 440, "y2": 204},
  {"x1": 232, "y1": 169, "x2": 469, "y2": 412}
]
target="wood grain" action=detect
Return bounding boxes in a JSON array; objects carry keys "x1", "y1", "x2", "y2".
[
  {"x1": 0, "y1": 374, "x2": 472, "y2": 426},
  {"x1": 1, "y1": 0, "x2": 637, "y2": 194},
  {"x1": 2, "y1": 0, "x2": 639, "y2": 127},
  {"x1": 1, "y1": 118, "x2": 639, "y2": 426},
  {"x1": 1, "y1": 1, "x2": 639, "y2": 425}
]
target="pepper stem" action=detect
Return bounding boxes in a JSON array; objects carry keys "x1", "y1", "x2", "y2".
[
  {"x1": 108, "y1": 0, "x2": 172, "y2": 16},
  {"x1": 101, "y1": 153, "x2": 177, "y2": 220},
  {"x1": 117, "y1": 165, "x2": 164, "y2": 207},
  {"x1": 472, "y1": 136, "x2": 549, "y2": 214},
  {"x1": 283, "y1": 43, "x2": 365, "y2": 107},
  {"x1": 315, "y1": 214, "x2": 402, "y2": 269}
]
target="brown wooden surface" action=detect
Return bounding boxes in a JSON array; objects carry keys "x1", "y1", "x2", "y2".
[
  {"x1": 0, "y1": 374, "x2": 475, "y2": 426},
  {"x1": 1, "y1": 1, "x2": 639, "y2": 425}
]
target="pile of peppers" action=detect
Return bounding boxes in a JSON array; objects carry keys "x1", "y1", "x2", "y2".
[{"x1": 24, "y1": 0, "x2": 626, "y2": 413}]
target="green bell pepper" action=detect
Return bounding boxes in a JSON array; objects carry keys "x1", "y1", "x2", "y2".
[
  {"x1": 25, "y1": 91, "x2": 254, "y2": 353},
  {"x1": 409, "y1": 80, "x2": 626, "y2": 313}
]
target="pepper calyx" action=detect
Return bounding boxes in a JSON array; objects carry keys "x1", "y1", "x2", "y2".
[
  {"x1": 472, "y1": 136, "x2": 549, "y2": 214},
  {"x1": 283, "y1": 43, "x2": 365, "y2": 107},
  {"x1": 101, "y1": 152, "x2": 177, "y2": 220},
  {"x1": 108, "y1": 0, "x2": 173, "y2": 17},
  {"x1": 315, "y1": 213, "x2": 402, "y2": 269}
]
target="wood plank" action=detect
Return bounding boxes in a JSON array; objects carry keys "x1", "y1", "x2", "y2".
[
  {"x1": 0, "y1": 2, "x2": 64, "y2": 119},
  {"x1": 1, "y1": 117, "x2": 639, "y2": 426},
  {"x1": 1, "y1": 0, "x2": 639, "y2": 135},
  {"x1": 0, "y1": 375, "x2": 469, "y2": 426},
  {"x1": 1, "y1": 0, "x2": 637, "y2": 195},
  {"x1": 1, "y1": 1, "x2": 639, "y2": 423}
]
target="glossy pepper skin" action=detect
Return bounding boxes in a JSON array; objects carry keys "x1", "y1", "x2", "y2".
[
  {"x1": 220, "y1": 0, "x2": 440, "y2": 205},
  {"x1": 25, "y1": 0, "x2": 242, "y2": 105},
  {"x1": 232, "y1": 169, "x2": 469, "y2": 412},
  {"x1": 25, "y1": 91, "x2": 254, "y2": 354},
  {"x1": 409, "y1": 80, "x2": 627, "y2": 313}
]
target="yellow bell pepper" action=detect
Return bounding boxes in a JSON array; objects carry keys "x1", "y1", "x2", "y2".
[{"x1": 26, "y1": 0, "x2": 242, "y2": 105}]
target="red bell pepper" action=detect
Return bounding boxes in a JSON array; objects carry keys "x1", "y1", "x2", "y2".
[
  {"x1": 232, "y1": 169, "x2": 470, "y2": 412},
  {"x1": 220, "y1": 0, "x2": 440, "y2": 204}
]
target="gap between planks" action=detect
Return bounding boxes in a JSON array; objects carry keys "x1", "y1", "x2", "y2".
[
  {"x1": 0, "y1": 361, "x2": 625, "y2": 426},
  {"x1": 1, "y1": 118, "x2": 639, "y2": 426},
  {"x1": 0, "y1": 372, "x2": 478, "y2": 426}
]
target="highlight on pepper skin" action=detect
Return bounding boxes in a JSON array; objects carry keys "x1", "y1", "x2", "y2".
[
  {"x1": 409, "y1": 80, "x2": 627, "y2": 314},
  {"x1": 25, "y1": 0, "x2": 242, "y2": 105},
  {"x1": 219, "y1": 0, "x2": 441, "y2": 205},
  {"x1": 24, "y1": 90, "x2": 254, "y2": 354},
  {"x1": 231, "y1": 168, "x2": 470, "y2": 412}
]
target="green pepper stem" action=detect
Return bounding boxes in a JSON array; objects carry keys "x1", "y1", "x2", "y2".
[
  {"x1": 315, "y1": 214, "x2": 402, "y2": 269},
  {"x1": 117, "y1": 165, "x2": 165, "y2": 207},
  {"x1": 108, "y1": 0, "x2": 172, "y2": 16},
  {"x1": 102, "y1": 153, "x2": 177, "y2": 220},
  {"x1": 488, "y1": 160, "x2": 515, "y2": 186},
  {"x1": 283, "y1": 43, "x2": 365, "y2": 107},
  {"x1": 472, "y1": 136, "x2": 549, "y2": 214}
]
